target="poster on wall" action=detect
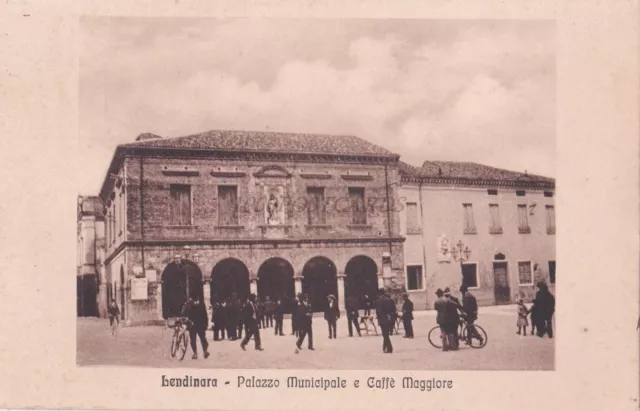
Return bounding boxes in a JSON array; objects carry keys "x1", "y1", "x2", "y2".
[
  {"x1": 131, "y1": 277, "x2": 148, "y2": 300},
  {"x1": 436, "y1": 235, "x2": 451, "y2": 263}
]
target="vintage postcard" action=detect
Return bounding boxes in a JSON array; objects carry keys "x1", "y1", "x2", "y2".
[{"x1": 0, "y1": 0, "x2": 638, "y2": 410}]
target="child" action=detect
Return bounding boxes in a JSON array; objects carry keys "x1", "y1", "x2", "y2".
[{"x1": 516, "y1": 297, "x2": 529, "y2": 335}]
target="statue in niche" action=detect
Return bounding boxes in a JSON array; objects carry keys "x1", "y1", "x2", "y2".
[
  {"x1": 264, "y1": 186, "x2": 285, "y2": 225},
  {"x1": 267, "y1": 193, "x2": 280, "y2": 225}
]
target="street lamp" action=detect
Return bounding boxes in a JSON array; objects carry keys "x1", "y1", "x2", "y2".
[{"x1": 450, "y1": 240, "x2": 472, "y2": 286}]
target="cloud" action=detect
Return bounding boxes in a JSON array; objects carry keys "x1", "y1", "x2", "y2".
[{"x1": 79, "y1": 19, "x2": 555, "y2": 193}]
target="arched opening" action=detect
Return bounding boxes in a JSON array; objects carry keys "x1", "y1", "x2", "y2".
[
  {"x1": 161, "y1": 259, "x2": 204, "y2": 319},
  {"x1": 345, "y1": 255, "x2": 378, "y2": 309},
  {"x1": 302, "y1": 256, "x2": 338, "y2": 312},
  {"x1": 257, "y1": 258, "x2": 295, "y2": 313},
  {"x1": 119, "y1": 266, "x2": 126, "y2": 320},
  {"x1": 210, "y1": 258, "x2": 250, "y2": 305}
]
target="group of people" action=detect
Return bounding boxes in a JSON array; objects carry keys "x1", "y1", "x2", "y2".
[
  {"x1": 210, "y1": 294, "x2": 285, "y2": 342},
  {"x1": 515, "y1": 281, "x2": 556, "y2": 338},
  {"x1": 433, "y1": 284, "x2": 482, "y2": 351}
]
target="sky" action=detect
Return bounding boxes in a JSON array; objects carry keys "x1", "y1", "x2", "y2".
[{"x1": 79, "y1": 18, "x2": 555, "y2": 194}]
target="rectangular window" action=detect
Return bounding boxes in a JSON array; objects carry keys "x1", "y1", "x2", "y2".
[
  {"x1": 489, "y1": 204, "x2": 502, "y2": 234},
  {"x1": 462, "y1": 263, "x2": 478, "y2": 288},
  {"x1": 217, "y1": 185, "x2": 238, "y2": 226},
  {"x1": 518, "y1": 261, "x2": 533, "y2": 285},
  {"x1": 406, "y1": 265, "x2": 423, "y2": 290},
  {"x1": 544, "y1": 191, "x2": 554, "y2": 197},
  {"x1": 348, "y1": 187, "x2": 367, "y2": 225},
  {"x1": 549, "y1": 261, "x2": 556, "y2": 284},
  {"x1": 517, "y1": 204, "x2": 530, "y2": 233},
  {"x1": 487, "y1": 189, "x2": 498, "y2": 195},
  {"x1": 306, "y1": 187, "x2": 326, "y2": 225},
  {"x1": 463, "y1": 204, "x2": 476, "y2": 234},
  {"x1": 169, "y1": 184, "x2": 192, "y2": 226},
  {"x1": 406, "y1": 202, "x2": 420, "y2": 233},
  {"x1": 546, "y1": 205, "x2": 556, "y2": 234},
  {"x1": 516, "y1": 190, "x2": 526, "y2": 196}
]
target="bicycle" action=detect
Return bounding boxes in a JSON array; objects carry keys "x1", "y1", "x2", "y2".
[
  {"x1": 428, "y1": 318, "x2": 488, "y2": 349},
  {"x1": 167, "y1": 317, "x2": 191, "y2": 360}
]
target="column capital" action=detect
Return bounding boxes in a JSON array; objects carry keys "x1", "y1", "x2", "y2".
[{"x1": 337, "y1": 273, "x2": 346, "y2": 279}]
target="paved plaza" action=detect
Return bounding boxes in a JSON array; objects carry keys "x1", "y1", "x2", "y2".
[{"x1": 77, "y1": 305, "x2": 554, "y2": 370}]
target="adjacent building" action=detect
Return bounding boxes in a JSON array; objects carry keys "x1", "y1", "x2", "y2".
[
  {"x1": 77, "y1": 195, "x2": 106, "y2": 317},
  {"x1": 80, "y1": 129, "x2": 556, "y2": 324},
  {"x1": 398, "y1": 161, "x2": 556, "y2": 309}
]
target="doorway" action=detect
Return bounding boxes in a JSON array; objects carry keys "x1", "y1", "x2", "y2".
[
  {"x1": 257, "y1": 258, "x2": 295, "y2": 313},
  {"x1": 344, "y1": 255, "x2": 378, "y2": 309},
  {"x1": 302, "y1": 257, "x2": 338, "y2": 312},
  {"x1": 493, "y1": 262, "x2": 511, "y2": 305}
]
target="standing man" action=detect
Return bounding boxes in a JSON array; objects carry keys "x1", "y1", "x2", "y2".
[
  {"x1": 295, "y1": 293, "x2": 314, "y2": 353},
  {"x1": 375, "y1": 288, "x2": 394, "y2": 353},
  {"x1": 181, "y1": 297, "x2": 210, "y2": 360},
  {"x1": 459, "y1": 284, "x2": 482, "y2": 345},
  {"x1": 274, "y1": 298, "x2": 285, "y2": 336},
  {"x1": 240, "y1": 293, "x2": 264, "y2": 351},
  {"x1": 433, "y1": 289, "x2": 450, "y2": 351},
  {"x1": 443, "y1": 287, "x2": 461, "y2": 350},
  {"x1": 235, "y1": 295, "x2": 245, "y2": 340},
  {"x1": 291, "y1": 293, "x2": 302, "y2": 336},
  {"x1": 265, "y1": 296, "x2": 276, "y2": 329},
  {"x1": 534, "y1": 282, "x2": 555, "y2": 338},
  {"x1": 211, "y1": 298, "x2": 226, "y2": 341},
  {"x1": 401, "y1": 293, "x2": 414, "y2": 339},
  {"x1": 324, "y1": 294, "x2": 340, "y2": 339},
  {"x1": 345, "y1": 295, "x2": 361, "y2": 337},
  {"x1": 225, "y1": 295, "x2": 237, "y2": 340}
]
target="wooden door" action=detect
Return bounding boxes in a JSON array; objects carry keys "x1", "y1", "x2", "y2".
[{"x1": 493, "y1": 262, "x2": 511, "y2": 305}]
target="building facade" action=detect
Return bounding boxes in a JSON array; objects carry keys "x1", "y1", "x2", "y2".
[
  {"x1": 398, "y1": 161, "x2": 556, "y2": 310},
  {"x1": 77, "y1": 195, "x2": 106, "y2": 317},
  {"x1": 98, "y1": 130, "x2": 405, "y2": 325}
]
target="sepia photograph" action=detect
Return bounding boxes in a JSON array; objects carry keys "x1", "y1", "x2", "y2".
[{"x1": 75, "y1": 17, "x2": 557, "y2": 371}]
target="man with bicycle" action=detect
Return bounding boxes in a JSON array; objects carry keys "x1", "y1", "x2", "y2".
[
  {"x1": 459, "y1": 284, "x2": 484, "y2": 346},
  {"x1": 181, "y1": 297, "x2": 210, "y2": 360}
]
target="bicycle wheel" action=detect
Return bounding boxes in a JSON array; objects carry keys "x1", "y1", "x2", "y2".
[
  {"x1": 178, "y1": 332, "x2": 188, "y2": 360},
  {"x1": 467, "y1": 324, "x2": 488, "y2": 349},
  {"x1": 170, "y1": 331, "x2": 179, "y2": 358},
  {"x1": 428, "y1": 326, "x2": 443, "y2": 349}
]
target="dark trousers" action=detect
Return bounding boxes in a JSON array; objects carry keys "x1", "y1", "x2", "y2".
[
  {"x1": 364, "y1": 308, "x2": 371, "y2": 317},
  {"x1": 347, "y1": 314, "x2": 361, "y2": 336},
  {"x1": 296, "y1": 325, "x2": 313, "y2": 349},
  {"x1": 226, "y1": 323, "x2": 237, "y2": 339},
  {"x1": 266, "y1": 314, "x2": 274, "y2": 328},
  {"x1": 241, "y1": 323, "x2": 262, "y2": 348},
  {"x1": 537, "y1": 316, "x2": 554, "y2": 338},
  {"x1": 237, "y1": 322, "x2": 244, "y2": 339},
  {"x1": 327, "y1": 320, "x2": 337, "y2": 339},
  {"x1": 275, "y1": 317, "x2": 284, "y2": 335},
  {"x1": 291, "y1": 317, "x2": 297, "y2": 335},
  {"x1": 403, "y1": 318, "x2": 414, "y2": 338},
  {"x1": 380, "y1": 323, "x2": 393, "y2": 353},
  {"x1": 189, "y1": 327, "x2": 209, "y2": 354},
  {"x1": 213, "y1": 324, "x2": 226, "y2": 341}
]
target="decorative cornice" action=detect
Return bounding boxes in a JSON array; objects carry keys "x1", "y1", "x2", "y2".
[
  {"x1": 210, "y1": 171, "x2": 247, "y2": 178},
  {"x1": 400, "y1": 175, "x2": 555, "y2": 190}
]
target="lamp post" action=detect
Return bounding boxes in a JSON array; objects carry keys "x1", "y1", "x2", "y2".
[{"x1": 450, "y1": 240, "x2": 472, "y2": 287}]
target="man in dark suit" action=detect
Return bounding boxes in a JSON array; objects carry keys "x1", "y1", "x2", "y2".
[
  {"x1": 345, "y1": 295, "x2": 361, "y2": 337},
  {"x1": 460, "y1": 284, "x2": 483, "y2": 345},
  {"x1": 225, "y1": 294, "x2": 238, "y2": 340},
  {"x1": 401, "y1": 293, "x2": 414, "y2": 338},
  {"x1": 324, "y1": 294, "x2": 340, "y2": 339},
  {"x1": 274, "y1": 298, "x2": 285, "y2": 336},
  {"x1": 211, "y1": 299, "x2": 226, "y2": 341},
  {"x1": 291, "y1": 293, "x2": 302, "y2": 336},
  {"x1": 265, "y1": 296, "x2": 276, "y2": 328},
  {"x1": 295, "y1": 293, "x2": 314, "y2": 353},
  {"x1": 181, "y1": 297, "x2": 210, "y2": 359},
  {"x1": 240, "y1": 293, "x2": 263, "y2": 351},
  {"x1": 375, "y1": 288, "x2": 395, "y2": 353}
]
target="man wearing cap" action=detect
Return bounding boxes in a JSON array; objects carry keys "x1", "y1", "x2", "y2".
[
  {"x1": 401, "y1": 293, "x2": 414, "y2": 338},
  {"x1": 295, "y1": 293, "x2": 314, "y2": 353},
  {"x1": 324, "y1": 294, "x2": 340, "y2": 339},
  {"x1": 375, "y1": 288, "x2": 395, "y2": 353},
  {"x1": 460, "y1": 284, "x2": 482, "y2": 345},
  {"x1": 240, "y1": 293, "x2": 263, "y2": 351},
  {"x1": 433, "y1": 288, "x2": 450, "y2": 351}
]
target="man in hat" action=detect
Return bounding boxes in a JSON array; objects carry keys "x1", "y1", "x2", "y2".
[
  {"x1": 295, "y1": 293, "x2": 314, "y2": 353},
  {"x1": 434, "y1": 288, "x2": 451, "y2": 351},
  {"x1": 401, "y1": 293, "x2": 414, "y2": 338},
  {"x1": 460, "y1": 284, "x2": 482, "y2": 345},
  {"x1": 181, "y1": 297, "x2": 210, "y2": 360},
  {"x1": 324, "y1": 294, "x2": 340, "y2": 339},
  {"x1": 375, "y1": 288, "x2": 395, "y2": 353},
  {"x1": 240, "y1": 293, "x2": 263, "y2": 351}
]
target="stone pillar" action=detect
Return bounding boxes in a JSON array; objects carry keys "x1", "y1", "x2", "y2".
[
  {"x1": 156, "y1": 281, "x2": 163, "y2": 320},
  {"x1": 250, "y1": 278, "x2": 258, "y2": 296},
  {"x1": 294, "y1": 276, "x2": 303, "y2": 296},
  {"x1": 337, "y1": 274, "x2": 346, "y2": 312},
  {"x1": 203, "y1": 280, "x2": 211, "y2": 311}
]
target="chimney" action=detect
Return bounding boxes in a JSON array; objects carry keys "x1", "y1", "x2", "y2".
[{"x1": 135, "y1": 133, "x2": 162, "y2": 142}]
